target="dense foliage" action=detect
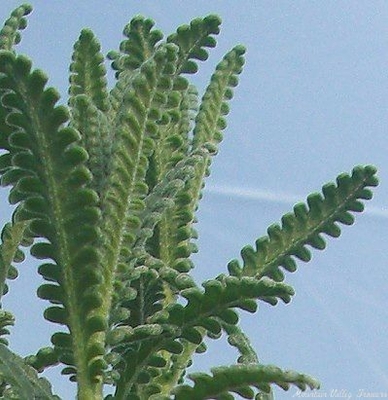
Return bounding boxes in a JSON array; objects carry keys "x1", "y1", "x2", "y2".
[{"x1": 0, "y1": 4, "x2": 378, "y2": 399}]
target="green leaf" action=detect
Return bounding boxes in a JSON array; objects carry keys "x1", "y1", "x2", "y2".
[
  {"x1": 108, "y1": 15, "x2": 164, "y2": 76},
  {"x1": 0, "y1": 50, "x2": 106, "y2": 383},
  {"x1": 24, "y1": 347, "x2": 59, "y2": 373},
  {"x1": 0, "y1": 4, "x2": 32, "y2": 51},
  {"x1": 143, "y1": 94, "x2": 202, "y2": 324},
  {"x1": 228, "y1": 165, "x2": 378, "y2": 281},
  {"x1": 173, "y1": 364, "x2": 320, "y2": 399},
  {"x1": 146, "y1": 84, "x2": 198, "y2": 194},
  {"x1": 69, "y1": 28, "x2": 109, "y2": 111},
  {"x1": 222, "y1": 323, "x2": 259, "y2": 365},
  {"x1": 113, "y1": 275, "x2": 292, "y2": 397},
  {"x1": 170, "y1": 45, "x2": 246, "y2": 268},
  {"x1": 192, "y1": 44, "x2": 245, "y2": 152},
  {"x1": 100, "y1": 43, "x2": 188, "y2": 340},
  {"x1": 0, "y1": 221, "x2": 29, "y2": 299},
  {"x1": 68, "y1": 29, "x2": 111, "y2": 196},
  {"x1": 160, "y1": 276, "x2": 294, "y2": 336},
  {"x1": 0, "y1": 311, "x2": 14, "y2": 346},
  {"x1": 69, "y1": 94, "x2": 111, "y2": 196},
  {"x1": 167, "y1": 15, "x2": 222, "y2": 75},
  {"x1": 109, "y1": 327, "x2": 184, "y2": 399},
  {"x1": 133, "y1": 152, "x2": 201, "y2": 254},
  {"x1": 111, "y1": 274, "x2": 292, "y2": 396},
  {"x1": 0, "y1": 5, "x2": 33, "y2": 153},
  {"x1": 0, "y1": 344, "x2": 60, "y2": 399},
  {"x1": 145, "y1": 46, "x2": 246, "y2": 281}
]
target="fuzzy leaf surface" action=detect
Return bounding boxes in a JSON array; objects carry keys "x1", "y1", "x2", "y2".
[
  {"x1": 0, "y1": 221, "x2": 29, "y2": 299},
  {"x1": 108, "y1": 15, "x2": 163, "y2": 76},
  {"x1": 0, "y1": 344, "x2": 60, "y2": 399},
  {"x1": 0, "y1": 4, "x2": 32, "y2": 51},
  {"x1": 228, "y1": 165, "x2": 378, "y2": 281},
  {"x1": 173, "y1": 364, "x2": 320, "y2": 399},
  {"x1": 69, "y1": 28, "x2": 109, "y2": 111},
  {"x1": 0, "y1": 50, "x2": 106, "y2": 386},
  {"x1": 167, "y1": 15, "x2": 221, "y2": 75}
]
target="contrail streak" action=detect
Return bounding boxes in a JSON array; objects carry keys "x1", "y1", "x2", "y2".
[{"x1": 205, "y1": 184, "x2": 388, "y2": 219}]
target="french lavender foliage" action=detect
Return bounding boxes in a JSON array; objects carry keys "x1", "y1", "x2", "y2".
[{"x1": 0, "y1": 4, "x2": 379, "y2": 400}]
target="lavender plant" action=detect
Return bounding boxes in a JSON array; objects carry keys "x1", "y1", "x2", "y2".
[{"x1": 0, "y1": 4, "x2": 378, "y2": 399}]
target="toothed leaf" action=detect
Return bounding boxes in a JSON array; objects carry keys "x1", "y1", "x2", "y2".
[
  {"x1": 0, "y1": 344, "x2": 60, "y2": 399},
  {"x1": 229, "y1": 166, "x2": 378, "y2": 281},
  {"x1": 173, "y1": 364, "x2": 320, "y2": 400}
]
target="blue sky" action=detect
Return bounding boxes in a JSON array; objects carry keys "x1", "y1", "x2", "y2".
[{"x1": 1, "y1": 1, "x2": 388, "y2": 399}]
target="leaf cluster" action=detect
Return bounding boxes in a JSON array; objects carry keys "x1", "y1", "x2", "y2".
[{"x1": 0, "y1": 4, "x2": 379, "y2": 400}]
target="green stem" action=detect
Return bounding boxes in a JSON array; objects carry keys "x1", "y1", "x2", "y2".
[{"x1": 77, "y1": 381, "x2": 103, "y2": 400}]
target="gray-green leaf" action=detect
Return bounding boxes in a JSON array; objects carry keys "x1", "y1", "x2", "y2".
[{"x1": 0, "y1": 344, "x2": 60, "y2": 399}]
